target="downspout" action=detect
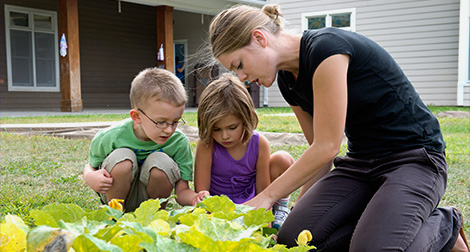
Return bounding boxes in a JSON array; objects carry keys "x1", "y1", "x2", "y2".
[
  {"x1": 457, "y1": 0, "x2": 469, "y2": 105},
  {"x1": 263, "y1": 86, "x2": 268, "y2": 107}
]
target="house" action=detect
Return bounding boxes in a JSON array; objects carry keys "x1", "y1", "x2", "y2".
[
  {"x1": 0, "y1": 0, "x2": 268, "y2": 112},
  {"x1": 269, "y1": 0, "x2": 469, "y2": 106},
  {"x1": 1, "y1": 0, "x2": 468, "y2": 112}
]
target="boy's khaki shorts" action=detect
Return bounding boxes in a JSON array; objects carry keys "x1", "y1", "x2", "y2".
[{"x1": 98, "y1": 148, "x2": 181, "y2": 211}]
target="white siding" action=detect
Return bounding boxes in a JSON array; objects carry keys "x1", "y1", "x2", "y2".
[
  {"x1": 268, "y1": 0, "x2": 461, "y2": 106},
  {"x1": 465, "y1": 86, "x2": 470, "y2": 106}
]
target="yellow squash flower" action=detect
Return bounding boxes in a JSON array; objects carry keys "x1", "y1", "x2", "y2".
[
  {"x1": 108, "y1": 199, "x2": 124, "y2": 212},
  {"x1": 297, "y1": 230, "x2": 312, "y2": 246}
]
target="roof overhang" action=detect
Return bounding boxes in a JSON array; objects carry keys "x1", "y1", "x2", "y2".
[{"x1": 119, "y1": 0, "x2": 266, "y2": 15}]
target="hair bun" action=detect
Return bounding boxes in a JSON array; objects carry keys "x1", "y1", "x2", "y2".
[{"x1": 262, "y1": 4, "x2": 283, "y2": 26}]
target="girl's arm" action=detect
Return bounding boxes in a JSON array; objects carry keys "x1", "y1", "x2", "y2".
[
  {"x1": 194, "y1": 139, "x2": 213, "y2": 193},
  {"x1": 245, "y1": 54, "x2": 349, "y2": 210},
  {"x1": 255, "y1": 134, "x2": 272, "y2": 194}
]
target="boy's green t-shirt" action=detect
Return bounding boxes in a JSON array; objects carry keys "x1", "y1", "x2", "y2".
[{"x1": 89, "y1": 118, "x2": 193, "y2": 181}]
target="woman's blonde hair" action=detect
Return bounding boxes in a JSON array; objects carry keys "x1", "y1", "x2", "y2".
[
  {"x1": 209, "y1": 4, "x2": 284, "y2": 58},
  {"x1": 130, "y1": 67, "x2": 187, "y2": 109},
  {"x1": 197, "y1": 73, "x2": 258, "y2": 145}
]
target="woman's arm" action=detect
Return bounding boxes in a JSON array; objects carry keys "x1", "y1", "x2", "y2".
[
  {"x1": 291, "y1": 105, "x2": 313, "y2": 145},
  {"x1": 194, "y1": 139, "x2": 213, "y2": 193},
  {"x1": 290, "y1": 106, "x2": 333, "y2": 199},
  {"x1": 255, "y1": 134, "x2": 272, "y2": 194},
  {"x1": 245, "y1": 54, "x2": 349, "y2": 210}
]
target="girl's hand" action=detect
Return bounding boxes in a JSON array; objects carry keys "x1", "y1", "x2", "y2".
[
  {"x1": 192, "y1": 190, "x2": 210, "y2": 206},
  {"x1": 85, "y1": 169, "x2": 113, "y2": 194}
]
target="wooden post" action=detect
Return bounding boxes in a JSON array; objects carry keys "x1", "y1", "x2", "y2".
[
  {"x1": 156, "y1": 6, "x2": 174, "y2": 73},
  {"x1": 58, "y1": 0, "x2": 83, "y2": 112}
]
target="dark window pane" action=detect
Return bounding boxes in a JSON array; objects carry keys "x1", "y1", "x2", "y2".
[
  {"x1": 332, "y1": 14, "x2": 351, "y2": 28},
  {"x1": 10, "y1": 11, "x2": 29, "y2": 27},
  {"x1": 308, "y1": 16, "x2": 325, "y2": 30},
  {"x1": 12, "y1": 58, "x2": 33, "y2": 87},
  {"x1": 34, "y1": 15, "x2": 52, "y2": 30},
  {"x1": 35, "y1": 32, "x2": 55, "y2": 87},
  {"x1": 36, "y1": 59, "x2": 55, "y2": 87},
  {"x1": 35, "y1": 32, "x2": 54, "y2": 58},
  {"x1": 10, "y1": 30, "x2": 33, "y2": 87},
  {"x1": 11, "y1": 30, "x2": 32, "y2": 57}
]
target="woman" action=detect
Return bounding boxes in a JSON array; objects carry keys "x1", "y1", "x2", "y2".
[{"x1": 208, "y1": 4, "x2": 468, "y2": 252}]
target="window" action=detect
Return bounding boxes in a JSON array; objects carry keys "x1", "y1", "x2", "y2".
[
  {"x1": 5, "y1": 5, "x2": 59, "y2": 92},
  {"x1": 301, "y1": 8, "x2": 356, "y2": 32}
]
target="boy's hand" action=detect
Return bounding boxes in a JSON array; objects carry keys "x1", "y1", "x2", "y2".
[
  {"x1": 85, "y1": 169, "x2": 113, "y2": 194},
  {"x1": 192, "y1": 190, "x2": 210, "y2": 206}
]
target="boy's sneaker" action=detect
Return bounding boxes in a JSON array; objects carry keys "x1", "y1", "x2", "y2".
[{"x1": 272, "y1": 204, "x2": 290, "y2": 230}]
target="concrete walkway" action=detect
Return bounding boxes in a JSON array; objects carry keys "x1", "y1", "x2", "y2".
[
  {"x1": 0, "y1": 107, "x2": 310, "y2": 145},
  {"x1": 0, "y1": 108, "x2": 198, "y2": 118}
]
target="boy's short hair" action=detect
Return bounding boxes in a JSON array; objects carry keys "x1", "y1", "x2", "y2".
[
  {"x1": 130, "y1": 67, "x2": 187, "y2": 109},
  {"x1": 197, "y1": 73, "x2": 258, "y2": 145}
]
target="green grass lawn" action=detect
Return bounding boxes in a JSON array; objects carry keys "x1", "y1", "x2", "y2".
[{"x1": 0, "y1": 106, "x2": 469, "y2": 237}]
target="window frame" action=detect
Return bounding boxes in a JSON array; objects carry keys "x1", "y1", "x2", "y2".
[
  {"x1": 301, "y1": 8, "x2": 356, "y2": 32},
  {"x1": 5, "y1": 5, "x2": 60, "y2": 92}
]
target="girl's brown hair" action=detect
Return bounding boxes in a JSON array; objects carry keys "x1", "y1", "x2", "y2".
[
  {"x1": 209, "y1": 4, "x2": 284, "y2": 58},
  {"x1": 197, "y1": 73, "x2": 258, "y2": 145}
]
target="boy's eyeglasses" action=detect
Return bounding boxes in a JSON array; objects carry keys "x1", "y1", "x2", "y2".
[{"x1": 138, "y1": 108, "x2": 186, "y2": 129}]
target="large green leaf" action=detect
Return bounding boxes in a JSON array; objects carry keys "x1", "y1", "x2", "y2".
[
  {"x1": 29, "y1": 209, "x2": 58, "y2": 228},
  {"x1": 188, "y1": 214, "x2": 264, "y2": 244},
  {"x1": 94, "y1": 225, "x2": 124, "y2": 242},
  {"x1": 110, "y1": 234, "x2": 142, "y2": 252},
  {"x1": 243, "y1": 208, "x2": 274, "y2": 228},
  {"x1": 72, "y1": 234, "x2": 122, "y2": 252},
  {"x1": 199, "y1": 195, "x2": 236, "y2": 214},
  {"x1": 27, "y1": 226, "x2": 76, "y2": 252},
  {"x1": 178, "y1": 208, "x2": 207, "y2": 226},
  {"x1": 133, "y1": 199, "x2": 162, "y2": 226},
  {"x1": 41, "y1": 203, "x2": 86, "y2": 223},
  {"x1": 116, "y1": 221, "x2": 156, "y2": 244},
  {"x1": 154, "y1": 235, "x2": 198, "y2": 252}
]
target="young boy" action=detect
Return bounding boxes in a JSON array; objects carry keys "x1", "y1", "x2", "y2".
[{"x1": 83, "y1": 67, "x2": 208, "y2": 212}]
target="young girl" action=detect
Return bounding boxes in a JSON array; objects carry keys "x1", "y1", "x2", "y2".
[{"x1": 194, "y1": 73, "x2": 295, "y2": 229}]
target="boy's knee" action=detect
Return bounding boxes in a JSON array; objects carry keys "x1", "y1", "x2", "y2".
[
  {"x1": 110, "y1": 159, "x2": 133, "y2": 176},
  {"x1": 147, "y1": 167, "x2": 173, "y2": 197},
  {"x1": 102, "y1": 148, "x2": 137, "y2": 176},
  {"x1": 149, "y1": 167, "x2": 170, "y2": 182},
  {"x1": 142, "y1": 152, "x2": 181, "y2": 187}
]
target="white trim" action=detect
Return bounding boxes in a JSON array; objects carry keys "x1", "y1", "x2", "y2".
[
  {"x1": 120, "y1": 0, "x2": 263, "y2": 15},
  {"x1": 457, "y1": 0, "x2": 469, "y2": 105},
  {"x1": 4, "y1": 5, "x2": 60, "y2": 92},
  {"x1": 301, "y1": 8, "x2": 356, "y2": 32}
]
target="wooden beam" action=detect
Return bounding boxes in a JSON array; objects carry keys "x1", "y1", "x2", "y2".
[
  {"x1": 156, "y1": 5, "x2": 174, "y2": 73},
  {"x1": 58, "y1": 0, "x2": 83, "y2": 112}
]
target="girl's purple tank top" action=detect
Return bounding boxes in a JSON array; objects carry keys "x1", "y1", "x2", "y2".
[{"x1": 209, "y1": 131, "x2": 259, "y2": 204}]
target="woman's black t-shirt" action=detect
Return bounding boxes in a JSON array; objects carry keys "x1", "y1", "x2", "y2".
[{"x1": 277, "y1": 27, "x2": 445, "y2": 159}]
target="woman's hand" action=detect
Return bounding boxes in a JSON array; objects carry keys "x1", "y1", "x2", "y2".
[{"x1": 243, "y1": 193, "x2": 275, "y2": 211}]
